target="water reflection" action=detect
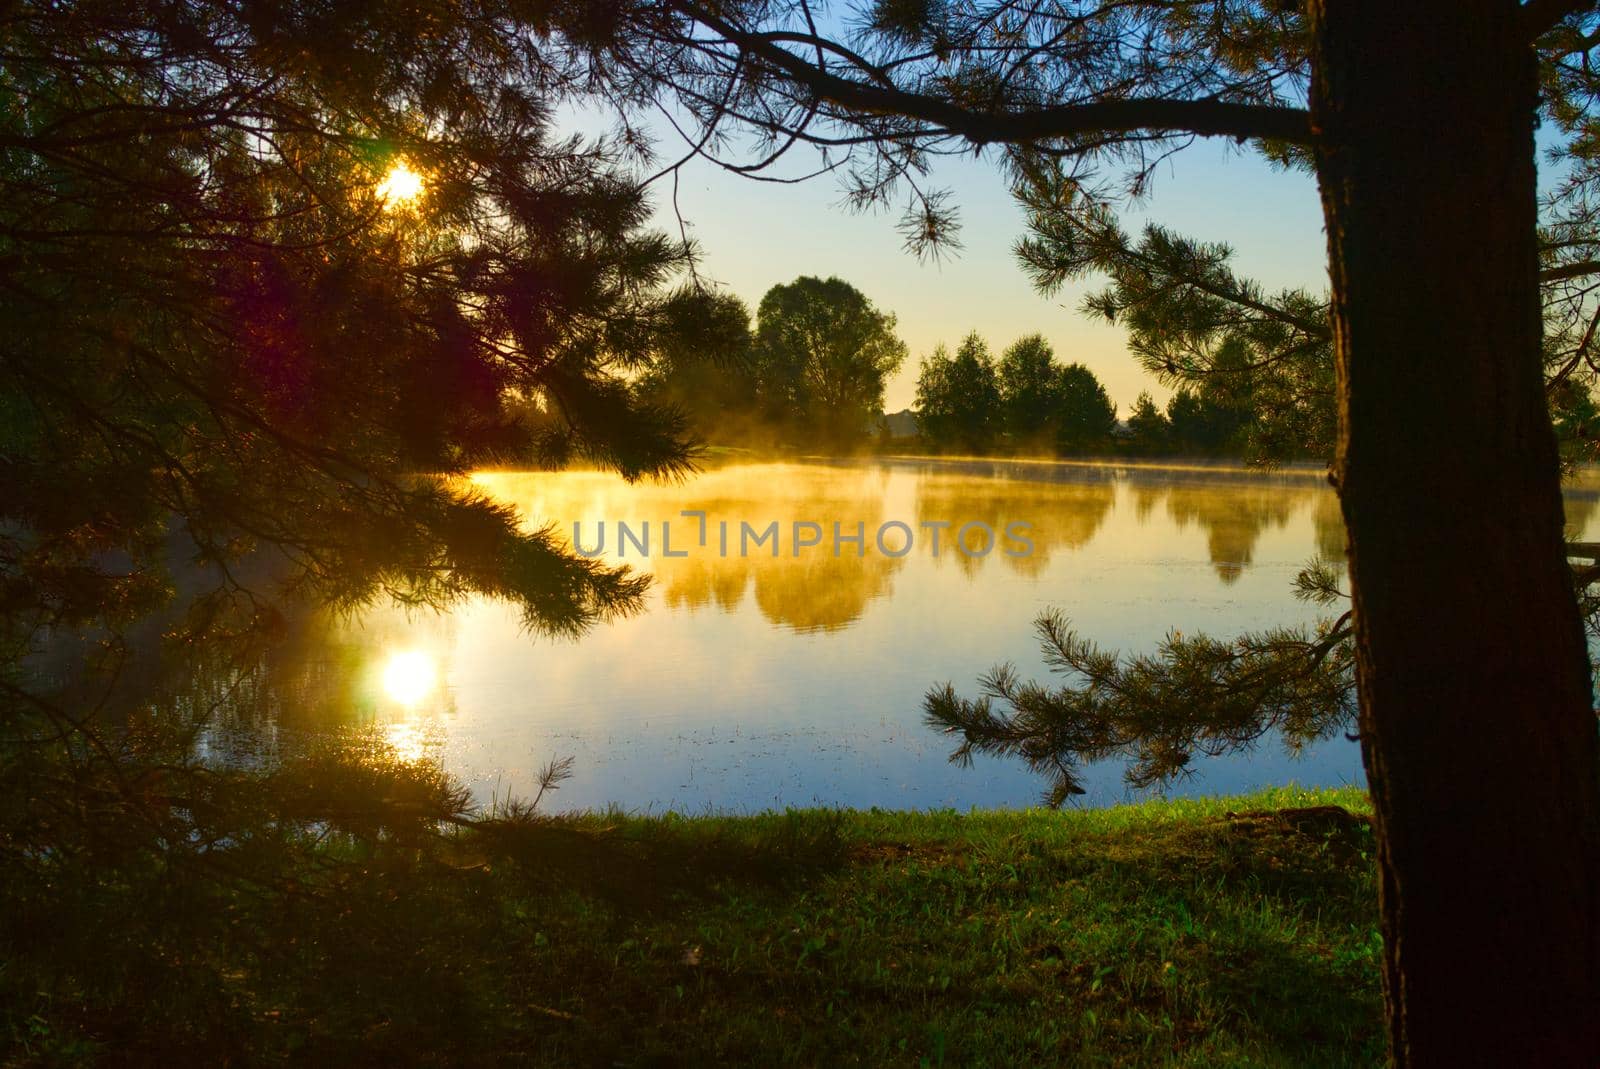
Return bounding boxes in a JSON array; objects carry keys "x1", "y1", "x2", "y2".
[
  {"x1": 471, "y1": 460, "x2": 1343, "y2": 627},
  {"x1": 476, "y1": 465, "x2": 912, "y2": 633},
  {"x1": 189, "y1": 610, "x2": 459, "y2": 776},
  {"x1": 1312, "y1": 491, "x2": 1347, "y2": 562},
  {"x1": 199, "y1": 458, "x2": 1600, "y2": 814},
  {"x1": 909, "y1": 461, "x2": 1116, "y2": 579},
  {"x1": 1162, "y1": 479, "x2": 1310, "y2": 583},
  {"x1": 1566, "y1": 477, "x2": 1600, "y2": 539}
]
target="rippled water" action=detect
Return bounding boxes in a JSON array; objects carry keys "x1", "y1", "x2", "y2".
[{"x1": 234, "y1": 457, "x2": 1600, "y2": 812}]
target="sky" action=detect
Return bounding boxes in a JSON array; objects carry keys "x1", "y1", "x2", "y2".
[{"x1": 642, "y1": 137, "x2": 1332, "y2": 414}]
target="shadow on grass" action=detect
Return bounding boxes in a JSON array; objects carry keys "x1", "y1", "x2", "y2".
[
  {"x1": 1041, "y1": 806, "x2": 1382, "y2": 1065},
  {"x1": 4, "y1": 802, "x2": 1381, "y2": 1067},
  {"x1": 469, "y1": 809, "x2": 853, "y2": 913}
]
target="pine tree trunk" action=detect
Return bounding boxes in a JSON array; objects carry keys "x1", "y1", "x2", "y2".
[{"x1": 1309, "y1": 2, "x2": 1600, "y2": 1063}]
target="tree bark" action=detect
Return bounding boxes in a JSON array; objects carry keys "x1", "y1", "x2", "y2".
[{"x1": 1309, "y1": 2, "x2": 1600, "y2": 1063}]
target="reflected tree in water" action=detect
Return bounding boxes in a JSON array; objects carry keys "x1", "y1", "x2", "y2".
[
  {"x1": 1163, "y1": 478, "x2": 1308, "y2": 584},
  {"x1": 476, "y1": 465, "x2": 911, "y2": 632},
  {"x1": 912, "y1": 468, "x2": 1116, "y2": 579}
]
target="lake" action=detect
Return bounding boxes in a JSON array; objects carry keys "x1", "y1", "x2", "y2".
[{"x1": 231, "y1": 457, "x2": 1600, "y2": 813}]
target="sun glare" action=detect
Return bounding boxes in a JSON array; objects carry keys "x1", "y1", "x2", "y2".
[
  {"x1": 375, "y1": 160, "x2": 425, "y2": 208},
  {"x1": 382, "y1": 720, "x2": 431, "y2": 764},
  {"x1": 381, "y1": 649, "x2": 437, "y2": 706}
]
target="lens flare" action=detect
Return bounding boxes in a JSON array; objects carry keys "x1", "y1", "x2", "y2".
[
  {"x1": 381, "y1": 650, "x2": 436, "y2": 706},
  {"x1": 375, "y1": 161, "x2": 424, "y2": 207}
]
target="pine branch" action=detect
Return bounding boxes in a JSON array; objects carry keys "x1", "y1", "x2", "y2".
[{"x1": 673, "y1": 3, "x2": 1314, "y2": 148}]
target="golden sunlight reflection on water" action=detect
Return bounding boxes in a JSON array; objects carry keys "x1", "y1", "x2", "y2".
[
  {"x1": 259, "y1": 458, "x2": 1600, "y2": 813},
  {"x1": 380, "y1": 719, "x2": 436, "y2": 765},
  {"x1": 468, "y1": 458, "x2": 1349, "y2": 632}
]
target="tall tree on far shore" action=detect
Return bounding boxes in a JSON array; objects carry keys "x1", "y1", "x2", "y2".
[
  {"x1": 1052, "y1": 364, "x2": 1118, "y2": 454},
  {"x1": 996, "y1": 335, "x2": 1115, "y2": 452},
  {"x1": 1165, "y1": 388, "x2": 1246, "y2": 454},
  {"x1": 996, "y1": 334, "x2": 1061, "y2": 443},
  {"x1": 915, "y1": 333, "x2": 1002, "y2": 452},
  {"x1": 1125, "y1": 392, "x2": 1173, "y2": 455},
  {"x1": 751, "y1": 276, "x2": 907, "y2": 445}
]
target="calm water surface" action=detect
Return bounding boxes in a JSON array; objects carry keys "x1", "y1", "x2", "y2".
[{"x1": 257, "y1": 458, "x2": 1600, "y2": 812}]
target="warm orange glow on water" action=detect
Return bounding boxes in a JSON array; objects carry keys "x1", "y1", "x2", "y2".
[
  {"x1": 465, "y1": 460, "x2": 1350, "y2": 632},
  {"x1": 317, "y1": 458, "x2": 1600, "y2": 812},
  {"x1": 381, "y1": 720, "x2": 432, "y2": 764}
]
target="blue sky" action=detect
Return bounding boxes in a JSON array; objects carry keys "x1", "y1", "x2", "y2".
[{"x1": 645, "y1": 137, "x2": 1331, "y2": 413}]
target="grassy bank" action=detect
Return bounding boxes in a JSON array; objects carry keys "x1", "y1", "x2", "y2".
[{"x1": 5, "y1": 786, "x2": 1382, "y2": 1067}]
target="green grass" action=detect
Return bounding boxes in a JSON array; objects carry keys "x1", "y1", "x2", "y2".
[{"x1": 4, "y1": 786, "x2": 1382, "y2": 1067}]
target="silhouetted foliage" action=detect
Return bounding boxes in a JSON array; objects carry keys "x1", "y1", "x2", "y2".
[
  {"x1": 0, "y1": 0, "x2": 737, "y2": 646},
  {"x1": 927, "y1": 564, "x2": 1355, "y2": 806},
  {"x1": 635, "y1": 291, "x2": 759, "y2": 438},
  {"x1": 1125, "y1": 392, "x2": 1173, "y2": 455},
  {"x1": 1052, "y1": 363, "x2": 1118, "y2": 453},
  {"x1": 1165, "y1": 388, "x2": 1247, "y2": 455},
  {"x1": 996, "y1": 334, "x2": 1116, "y2": 452},
  {"x1": 914, "y1": 333, "x2": 1001, "y2": 452},
  {"x1": 749, "y1": 276, "x2": 907, "y2": 446},
  {"x1": 996, "y1": 334, "x2": 1062, "y2": 442},
  {"x1": 918, "y1": 332, "x2": 1114, "y2": 454},
  {"x1": 1015, "y1": 186, "x2": 1340, "y2": 464}
]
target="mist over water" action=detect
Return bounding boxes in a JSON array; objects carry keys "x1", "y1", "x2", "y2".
[{"x1": 232, "y1": 458, "x2": 1600, "y2": 813}]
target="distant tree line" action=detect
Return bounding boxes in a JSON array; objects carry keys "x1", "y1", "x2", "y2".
[
  {"x1": 910, "y1": 332, "x2": 1259, "y2": 458},
  {"x1": 1121, "y1": 388, "x2": 1251, "y2": 457},
  {"x1": 640, "y1": 284, "x2": 1273, "y2": 459},
  {"x1": 913, "y1": 333, "x2": 1112, "y2": 454}
]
